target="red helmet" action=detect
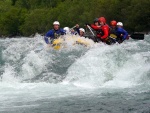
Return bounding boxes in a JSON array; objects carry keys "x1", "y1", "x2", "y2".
[
  {"x1": 110, "y1": 20, "x2": 117, "y2": 26},
  {"x1": 98, "y1": 17, "x2": 106, "y2": 23}
]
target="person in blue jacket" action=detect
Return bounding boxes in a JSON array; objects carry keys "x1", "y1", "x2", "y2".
[
  {"x1": 74, "y1": 24, "x2": 80, "y2": 35},
  {"x1": 44, "y1": 21, "x2": 65, "y2": 45},
  {"x1": 70, "y1": 24, "x2": 80, "y2": 35},
  {"x1": 116, "y1": 22, "x2": 128, "y2": 43}
]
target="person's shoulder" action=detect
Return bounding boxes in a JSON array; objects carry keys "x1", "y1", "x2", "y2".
[
  {"x1": 118, "y1": 27, "x2": 127, "y2": 32},
  {"x1": 47, "y1": 29, "x2": 54, "y2": 33},
  {"x1": 46, "y1": 29, "x2": 54, "y2": 36},
  {"x1": 102, "y1": 24, "x2": 109, "y2": 30},
  {"x1": 59, "y1": 28, "x2": 64, "y2": 31},
  {"x1": 103, "y1": 24, "x2": 109, "y2": 27},
  {"x1": 59, "y1": 28, "x2": 65, "y2": 32},
  {"x1": 117, "y1": 27, "x2": 124, "y2": 31}
]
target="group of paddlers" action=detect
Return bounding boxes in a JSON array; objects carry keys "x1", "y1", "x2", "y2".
[{"x1": 44, "y1": 17, "x2": 129, "y2": 46}]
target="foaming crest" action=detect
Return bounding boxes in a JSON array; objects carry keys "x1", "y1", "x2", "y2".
[
  {"x1": 21, "y1": 51, "x2": 47, "y2": 79},
  {"x1": 64, "y1": 38, "x2": 150, "y2": 88},
  {"x1": 0, "y1": 34, "x2": 92, "y2": 83},
  {"x1": 1, "y1": 64, "x2": 19, "y2": 83},
  {"x1": 0, "y1": 34, "x2": 150, "y2": 89}
]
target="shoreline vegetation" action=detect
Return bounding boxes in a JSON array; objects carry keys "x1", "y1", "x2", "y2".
[{"x1": 0, "y1": 0, "x2": 150, "y2": 38}]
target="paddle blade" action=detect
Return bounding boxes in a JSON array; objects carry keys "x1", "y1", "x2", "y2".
[{"x1": 130, "y1": 33, "x2": 144, "y2": 40}]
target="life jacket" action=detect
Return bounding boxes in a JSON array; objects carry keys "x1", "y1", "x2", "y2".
[
  {"x1": 109, "y1": 27, "x2": 118, "y2": 39},
  {"x1": 90, "y1": 24, "x2": 110, "y2": 42},
  {"x1": 100, "y1": 24, "x2": 110, "y2": 40},
  {"x1": 101, "y1": 25, "x2": 118, "y2": 45},
  {"x1": 52, "y1": 29, "x2": 64, "y2": 39},
  {"x1": 109, "y1": 27, "x2": 117, "y2": 35}
]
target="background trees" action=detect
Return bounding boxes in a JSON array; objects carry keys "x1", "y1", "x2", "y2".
[{"x1": 0, "y1": 0, "x2": 149, "y2": 37}]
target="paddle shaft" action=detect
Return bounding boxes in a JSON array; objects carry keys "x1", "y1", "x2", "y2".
[
  {"x1": 87, "y1": 25, "x2": 96, "y2": 36},
  {"x1": 86, "y1": 25, "x2": 101, "y2": 42},
  {"x1": 70, "y1": 26, "x2": 76, "y2": 30}
]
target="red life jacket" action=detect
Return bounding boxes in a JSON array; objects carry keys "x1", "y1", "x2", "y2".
[
  {"x1": 101, "y1": 24, "x2": 110, "y2": 40},
  {"x1": 90, "y1": 24, "x2": 110, "y2": 41}
]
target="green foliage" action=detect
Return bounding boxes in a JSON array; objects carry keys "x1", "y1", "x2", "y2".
[
  {"x1": 0, "y1": 0, "x2": 150, "y2": 37},
  {"x1": 125, "y1": 0, "x2": 150, "y2": 31},
  {"x1": 20, "y1": 9, "x2": 50, "y2": 36},
  {"x1": 0, "y1": 1, "x2": 27, "y2": 36}
]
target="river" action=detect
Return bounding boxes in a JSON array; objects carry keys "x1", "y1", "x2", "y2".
[{"x1": 0, "y1": 34, "x2": 150, "y2": 113}]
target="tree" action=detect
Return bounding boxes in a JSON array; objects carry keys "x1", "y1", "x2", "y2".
[{"x1": 0, "y1": 6, "x2": 26, "y2": 36}]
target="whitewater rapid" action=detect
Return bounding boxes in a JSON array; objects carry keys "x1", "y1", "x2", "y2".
[{"x1": 0, "y1": 34, "x2": 150, "y2": 113}]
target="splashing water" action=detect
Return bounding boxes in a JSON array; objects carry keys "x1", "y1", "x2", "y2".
[{"x1": 0, "y1": 34, "x2": 150, "y2": 113}]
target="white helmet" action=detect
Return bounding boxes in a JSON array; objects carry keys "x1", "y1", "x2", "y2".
[
  {"x1": 117, "y1": 22, "x2": 123, "y2": 26},
  {"x1": 79, "y1": 28, "x2": 85, "y2": 33},
  {"x1": 53, "y1": 21, "x2": 60, "y2": 25},
  {"x1": 63, "y1": 27, "x2": 70, "y2": 33}
]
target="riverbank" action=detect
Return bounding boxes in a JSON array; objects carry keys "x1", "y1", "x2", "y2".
[{"x1": 0, "y1": 0, "x2": 149, "y2": 37}]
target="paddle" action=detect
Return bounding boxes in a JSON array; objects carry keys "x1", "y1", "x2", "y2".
[
  {"x1": 70, "y1": 26, "x2": 76, "y2": 30},
  {"x1": 86, "y1": 25, "x2": 98, "y2": 42},
  {"x1": 87, "y1": 25, "x2": 95, "y2": 36},
  {"x1": 130, "y1": 33, "x2": 144, "y2": 40}
]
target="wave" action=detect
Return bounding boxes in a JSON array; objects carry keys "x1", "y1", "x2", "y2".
[{"x1": 0, "y1": 34, "x2": 150, "y2": 89}]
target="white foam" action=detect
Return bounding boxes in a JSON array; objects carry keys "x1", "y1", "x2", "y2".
[
  {"x1": 21, "y1": 51, "x2": 47, "y2": 79},
  {"x1": 0, "y1": 35, "x2": 150, "y2": 110},
  {"x1": 0, "y1": 34, "x2": 150, "y2": 90},
  {"x1": 64, "y1": 39, "x2": 150, "y2": 89},
  {"x1": 1, "y1": 64, "x2": 19, "y2": 83}
]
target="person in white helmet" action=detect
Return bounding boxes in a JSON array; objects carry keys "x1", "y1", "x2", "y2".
[
  {"x1": 116, "y1": 22, "x2": 129, "y2": 43},
  {"x1": 63, "y1": 27, "x2": 70, "y2": 34},
  {"x1": 44, "y1": 21, "x2": 65, "y2": 45},
  {"x1": 79, "y1": 28, "x2": 85, "y2": 37}
]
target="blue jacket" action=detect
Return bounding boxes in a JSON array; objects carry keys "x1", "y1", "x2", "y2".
[
  {"x1": 44, "y1": 28, "x2": 65, "y2": 44},
  {"x1": 116, "y1": 27, "x2": 128, "y2": 40}
]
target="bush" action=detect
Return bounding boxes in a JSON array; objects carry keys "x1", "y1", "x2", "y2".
[
  {"x1": 0, "y1": 7, "x2": 27, "y2": 37},
  {"x1": 0, "y1": 0, "x2": 150, "y2": 37},
  {"x1": 20, "y1": 9, "x2": 51, "y2": 36}
]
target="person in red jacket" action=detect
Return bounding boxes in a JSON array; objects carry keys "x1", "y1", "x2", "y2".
[
  {"x1": 86, "y1": 17, "x2": 110, "y2": 43},
  {"x1": 90, "y1": 18, "x2": 101, "y2": 30},
  {"x1": 85, "y1": 18, "x2": 101, "y2": 42},
  {"x1": 90, "y1": 18, "x2": 102, "y2": 41},
  {"x1": 88, "y1": 17, "x2": 110, "y2": 43},
  {"x1": 98, "y1": 17, "x2": 110, "y2": 42}
]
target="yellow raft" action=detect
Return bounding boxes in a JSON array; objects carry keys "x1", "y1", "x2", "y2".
[
  {"x1": 52, "y1": 38, "x2": 64, "y2": 50},
  {"x1": 51, "y1": 36, "x2": 94, "y2": 50}
]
